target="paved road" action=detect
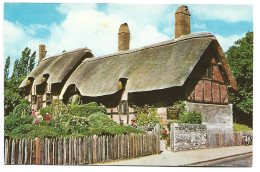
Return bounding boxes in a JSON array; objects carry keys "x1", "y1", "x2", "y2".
[
  {"x1": 96, "y1": 141, "x2": 253, "y2": 166},
  {"x1": 191, "y1": 153, "x2": 252, "y2": 167}
]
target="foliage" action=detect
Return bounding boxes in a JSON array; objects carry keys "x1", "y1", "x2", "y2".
[
  {"x1": 161, "y1": 129, "x2": 170, "y2": 147},
  {"x1": 82, "y1": 125, "x2": 145, "y2": 136},
  {"x1": 50, "y1": 100, "x2": 70, "y2": 121},
  {"x1": 67, "y1": 94, "x2": 81, "y2": 105},
  {"x1": 4, "y1": 89, "x2": 21, "y2": 116},
  {"x1": 169, "y1": 101, "x2": 202, "y2": 124},
  {"x1": 40, "y1": 107, "x2": 51, "y2": 118},
  {"x1": 69, "y1": 102, "x2": 106, "y2": 118},
  {"x1": 10, "y1": 47, "x2": 36, "y2": 79},
  {"x1": 4, "y1": 100, "x2": 35, "y2": 133},
  {"x1": 4, "y1": 56, "x2": 10, "y2": 86},
  {"x1": 64, "y1": 115, "x2": 89, "y2": 135},
  {"x1": 226, "y1": 32, "x2": 253, "y2": 125},
  {"x1": 179, "y1": 111, "x2": 202, "y2": 124},
  {"x1": 133, "y1": 104, "x2": 162, "y2": 127},
  {"x1": 233, "y1": 123, "x2": 253, "y2": 132},
  {"x1": 171, "y1": 101, "x2": 186, "y2": 114},
  {"x1": 87, "y1": 113, "x2": 117, "y2": 129},
  {"x1": 4, "y1": 47, "x2": 36, "y2": 116},
  {"x1": 167, "y1": 120, "x2": 183, "y2": 131},
  {"x1": 107, "y1": 125, "x2": 145, "y2": 135},
  {"x1": 6, "y1": 124, "x2": 60, "y2": 139},
  {"x1": 161, "y1": 129, "x2": 168, "y2": 140}
]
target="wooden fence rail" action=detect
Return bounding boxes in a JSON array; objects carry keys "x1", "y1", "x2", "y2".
[
  {"x1": 206, "y1": 131, "x2": 253, "y2": 149},
  {"x1": 4, "y1": 133, "x2": 160, "y2": 165}
]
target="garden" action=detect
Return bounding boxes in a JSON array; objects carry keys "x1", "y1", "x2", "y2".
[{"x1": 4, "y1": 100, "x2": 146, "y2": 139}]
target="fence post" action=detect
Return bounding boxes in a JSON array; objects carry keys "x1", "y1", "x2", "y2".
[
  {"x1": 35, "y1": 138, "x2": 40, "y2": 165},
  {"x1": 170, "y1": 123, "x2": 174, "y2": 151}
]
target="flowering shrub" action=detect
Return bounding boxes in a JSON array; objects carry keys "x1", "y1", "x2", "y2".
[
  {"x1": 133, "y1": 104, "x2": 162, "y2": 127},
  {"x1": 87, "y1": 113, "x2": 116, "y2": 129},
  {"x1": 69, "y1": 102, "x2": 106, "y2": 118},
  {"x1": 50, "y1": 100, "x2": 69, "y2": 121},
  {"x1": 161, "y1": 129, "x2": 168, "y2": 140}
]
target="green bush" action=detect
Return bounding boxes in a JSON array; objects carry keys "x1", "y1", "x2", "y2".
[
  {"x1": 82, "y1": 125, "x2": 145, "y2": 136},
  {"x1": 169, "y1": 101, "x2": 202, "y2": 125},
  {"x1": 133, "y1": 104, "x2": 162, "y2": 127},
  {"x1": 40, "y1": 106, "x2": 51, "y2": 118},
  {"x1": 87, "y1": 113, "x2": 116, "y2": 129},
  {"x1": 167, "y1": 119, "x2": 183, "y2": 131},
  {"x1": 50, "y1": 100, "x2": 69, "y2": 121},
  {"x1": 4, "y1": 89, "x2": 21, "y2": 116},
  {"x1": 69, "y1": 102, "x2": 106, "y2": 118},
  {"x1": 179, "y1": 111, "x2": 202, "y2": 124},
  {"x1": 105, "y1": 125, "x2": 145, "y2": 135},
  {"x1": 4, "y1": 99, "x2": 35, "y2": 134},
  {"x1": 233, "y1": 123, "x2": 252, "y2": 132},
  {"x1": 7, "y1": 124, "x2": 60, "y2": 139},
  {"x1": 65, "y1": 115, "x2": 89, "y2": 134}
]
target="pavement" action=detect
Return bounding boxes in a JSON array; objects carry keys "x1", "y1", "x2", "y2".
[
  {"x1": 95, "y1": 140, "x2": 253, "y2": 166},
  {"x1": 191, "y1": 152, "x2": 253, "y2": 167}
]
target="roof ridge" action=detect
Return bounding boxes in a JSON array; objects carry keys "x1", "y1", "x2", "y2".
[
  {"x1": 41, "y1": 47, "x2": 91, "y2": 63},
  {"x1": 83, "y1": 32, "x2": 215, "y2": 63}
]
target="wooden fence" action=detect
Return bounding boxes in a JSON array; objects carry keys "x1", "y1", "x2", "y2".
[
  {"x1": 206, "y1": 131, "x2": 253, "y2": 148},
  {"x1": 4, "y1": 133, "x2": 160, "y2": 165}
]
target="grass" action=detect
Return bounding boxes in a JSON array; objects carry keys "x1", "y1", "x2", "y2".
[{"x1": 233, "y1": 123, "x2": 252, "y2": 132}]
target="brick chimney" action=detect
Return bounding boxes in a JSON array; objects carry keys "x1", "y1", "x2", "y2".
[
  {"x1": 175, "y1": 5, "x2": 191, "y2": 39},
  {"x1": 118, "y1": 23, "x2": 130, "y2": 51},
  {"x1": 38, "y1": 44, "x2": 46, "y2": 64}
]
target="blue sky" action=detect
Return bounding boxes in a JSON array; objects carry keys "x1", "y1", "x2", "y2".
[{"x1": 3, "y1": 3, "x2": 253, "y2": 74}]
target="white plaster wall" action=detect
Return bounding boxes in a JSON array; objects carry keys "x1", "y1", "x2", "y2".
[{"x1": 185, "y1": 102, "x2": 233, "y2": 133}]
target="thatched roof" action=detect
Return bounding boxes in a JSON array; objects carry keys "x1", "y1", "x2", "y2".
[
  {"x1": 60, "y1": 32, "x2": 237, "y2": 99},
  {"x1": 19, "y1": 47, "x2": 93, "y2": 88}
]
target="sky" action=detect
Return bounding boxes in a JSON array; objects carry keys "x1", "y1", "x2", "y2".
[{"x1": 3, "y1": 2, "x2": 254, "y2": 75}]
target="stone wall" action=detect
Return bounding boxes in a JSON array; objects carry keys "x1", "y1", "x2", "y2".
[
  {"x1": 186, "y1": 102, "x2": 233, "y2": 133},
  {"x1": 171, "y1": 123, "x2": 207, "y2": 151}
]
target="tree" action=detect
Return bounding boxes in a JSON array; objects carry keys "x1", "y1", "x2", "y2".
[
  {"x1": 4, "y1": 47, "x2": 36, "y2": 116},
  {"x1": 226, "y1": 31, "x2": 253, "y2": 127},
  {"x1": 11, "y1": 47, "x2": 36, "y2": 79},
  {"x1": 4, "y1": 56, "x2": 10, "y2": 87}
]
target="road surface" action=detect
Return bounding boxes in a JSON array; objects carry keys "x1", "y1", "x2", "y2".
[{"x1": 190, "y1": 152, "x2": 252, "y2": 167}]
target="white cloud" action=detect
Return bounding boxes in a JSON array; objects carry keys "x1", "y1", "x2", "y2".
[
  {"x1": 40, "y1": 4, "x2": 172, "y2": 57},
  {"x1": 55, "y1": 3, "x2": 97, "y2": 14},
  {"x1": 4, "y1": 20, "x2": 30, "y2": 59},
  {"x1": 190, "y1": 5, "x2": 253, "y2": 23},
  {"x1": 4, "y1": 3, "x2": 251, "y2": 69},
  {"x1": 25, "y1": 24, "x2": 49, "y2": 36},
  {"x1": 215, "y1": 33, "x2": 246, "y2": 52},
  {"x1": 193, "y1": 23, "x2": 206, "y2": 30}
]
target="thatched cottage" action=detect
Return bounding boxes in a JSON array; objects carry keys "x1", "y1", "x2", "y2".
[{"x1": 19, "y1": 6, "x2": 237, "y2": 132}]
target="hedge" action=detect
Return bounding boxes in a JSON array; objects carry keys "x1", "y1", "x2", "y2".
[
  {"x1": 40, "y1": 106, "x2": 51, "y2": 118},
  {"x1": 69, "y1": 102, "x2": 106, "y2": 118}
]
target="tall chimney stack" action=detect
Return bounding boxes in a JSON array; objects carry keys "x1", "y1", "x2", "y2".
[
  {"x1": 38, "y1": 44, "x2": 46, "y2": 64},
  {"x1": 118, "y1": 23, "x2": 130, "y2": 51},
  {"x1": 175, "y1": 5, "x2": 191, "y2": 39}
]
